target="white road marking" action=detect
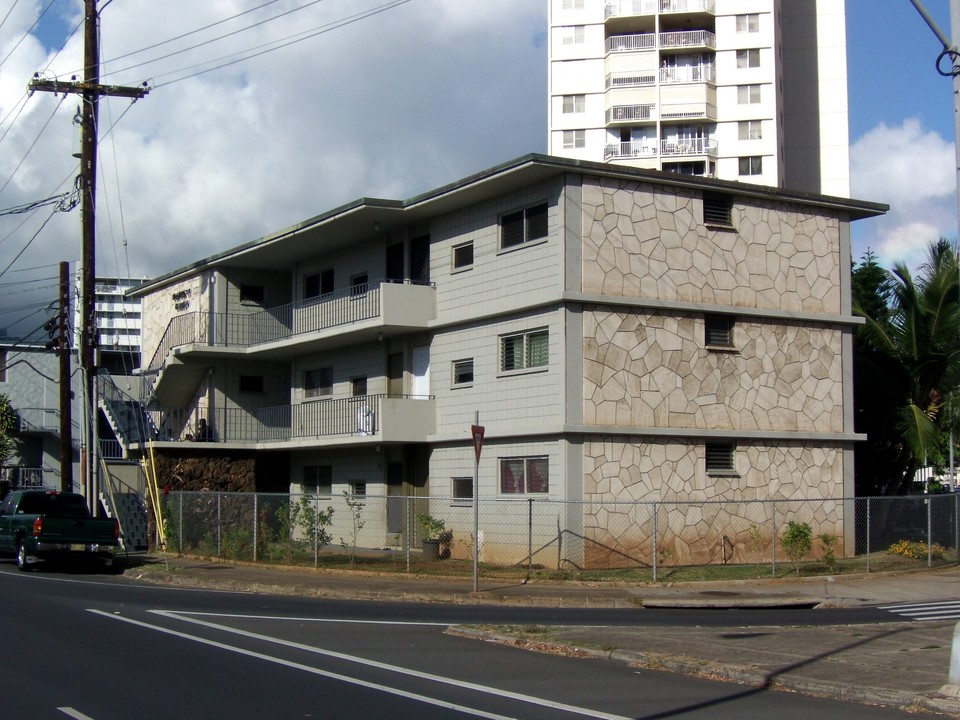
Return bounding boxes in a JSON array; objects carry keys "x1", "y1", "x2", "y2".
[
  {"x1": 58, "y1": 708, "x2": 96, "y2": 720},
  {"x1": 177, "y1": 610, "x2": 452, "y2": 627},
  {"x1": 88, "y1": 608, "x2": 632, "y2": 720},
  {"x1": 878, "y1": 600, "x2": 960, "y2": 621}
]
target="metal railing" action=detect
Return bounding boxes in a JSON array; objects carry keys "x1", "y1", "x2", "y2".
[
  {"x1": 659, "y1": 29, "x2": 716, "y2": 49},
  {"x1": 661, "y1": 137, "x2": 718, "y2": 156},
  {"x1": 145, "y1": 393, "x2": 431, "y2": 444},
  {"x1": 147, "y1": 281, "x2": 436, "y2": 372},
  {"x1": 660, "y1": 101, "x2": 716, "y2": 119},
  {"x1": 606, "y1": 103, "x2": 656, "y2": 123},
  {"x1": 155, "y1": 493, "x2": 960, "y2": 579},
  {"x1": 17, "y1": 407, "x2": 59, "y2": 432},
  {"x1": 606, "y1": 33, "x2": 656, "y2": 53},
  {"x1": 606, "y1": 70, "x2": 657, "y2": 88},
  {"x1": 660, "y1": 64, "x2": 715, "y2": 84},
  {"x1": 604, "y1": 141, "x2": 659, "y2": 160}
]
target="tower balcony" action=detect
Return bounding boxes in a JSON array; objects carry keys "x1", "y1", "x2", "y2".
[
  {"x1": 605, "y1": 0, "x2": 714, "y2": 19},
  {"x1": 660, "y1": 137, "x2": 718, "y2": 157},
  {"x1": 605, "y1": 103, "x2": 657, "y2": 125},
  {"x1": 660, "y1": 64, "x2": 715, "y2": 84},
  {"x1": 604, "y1": 142, "x2": 659, "y2": 160}
]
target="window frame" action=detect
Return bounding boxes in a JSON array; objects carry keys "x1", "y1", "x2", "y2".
[
  {"x1": 736, "y1": 48, "x2": 760, "y2": 69},
  {"x1": 738, "y1": 120, "x2": 762, "y2": 141},
  {"x1": 705, "y1": 443, "x2": 737, "y2": 476},
  {"x1": 452, "y1": 358, "x2": 474, "y2": 387},
  {"x1": 562, "y1": 25, "x2": 585, "y2": 45},
  {"x1": 562, "y1": 129, "x2": 586, "y2": 149},
  {"x1": 499, "y1": 328, "x2": 549, "y2": 374},
  {"x1": 452, "y1": 476, "x2": 473, "y2": 506},
  {"x1": 704, "y1": 314, "x2": 735, "y2": 349},
  {"x1": 499, "y1": 456, "x2": 549, "y2": 495},
  {"x1": 738, "y1": 155, "x2": 763, "y2": 176},
  {"x1": 736, "y1": 13, "x2": 759, "y2": 33},
  {"x1": 562, "y1": 94, "x2": 585, "y2": 113},
  {"x1": 304, "y1": 366, "x2": 333, "y2": 399},
  {"x1": 452, "y1": 241, "x2": 474, "y2": 270},
  {"x1": 500, "y1": 203, "x2": 549, "y2": 250},
  {"x1": 737, "y1": 84, "x2": 761, "y2": 105},
  {"x1": 302, "y1": 465, "x2": 332, "y2": 496}
]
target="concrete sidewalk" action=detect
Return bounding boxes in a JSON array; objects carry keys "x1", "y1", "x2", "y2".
[{"x1": 122, "y1": 555, "x2": 960, "y2": 716}]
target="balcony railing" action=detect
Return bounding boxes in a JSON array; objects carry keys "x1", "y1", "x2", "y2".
[
  {"x1": 606, "y1": 70, "x2": 657, "y2": 89},
  {"x1": 604, "y1": 142, "x2": 659, "y2": 160},
  {"x1": 660, "y1": 101, "x2": 716, "y2": 119},
  {"x1": 16, "y1": 408, "x2": 59, "y2": 433},
  {"x1": 147, "y1": 280, "x2": 434, "y2": 372},
  {"x1": 146, "y1": 394, "x2": 435, "y2": 445},
  {"x1": 660, "y1": 137, "x2": 718, "y2": 156},
  {"x1": 660, "y1": 64, "x2": 715, "y2": 84},
  {"x1": 605, "y1": 103, "x2": 656, "y2": 124},
  {"x1": 605, "y1": 0, "x2": 713, "y2": 18},
  {"x1": 606, "y1": 33, "x2": 656, "y2": 53},
  {"x1": 659, "y1": 29, "x2": 716, "y2": 49}
]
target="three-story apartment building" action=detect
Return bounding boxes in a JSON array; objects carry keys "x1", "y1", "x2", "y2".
[{"x1": 123, "y1": 155, "x2": 883, "y2": 566}]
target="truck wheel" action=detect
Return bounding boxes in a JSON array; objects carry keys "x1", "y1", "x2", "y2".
[{"x1": 16, "y1": 542, "x2": 32, "y2": 572}]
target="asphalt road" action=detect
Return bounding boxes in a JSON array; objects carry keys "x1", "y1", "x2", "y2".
[{"x1": 0, "y1": 564, "x2": 922, "y2": 720}]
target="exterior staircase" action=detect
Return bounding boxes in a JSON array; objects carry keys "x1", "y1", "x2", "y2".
[{"x1": 101, "y1": 490, "x2": 149, "y2": 550}]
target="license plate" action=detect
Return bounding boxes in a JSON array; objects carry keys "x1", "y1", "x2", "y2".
[{"x1": 70, "y1": 544, "x2": 86, "y2": 551}]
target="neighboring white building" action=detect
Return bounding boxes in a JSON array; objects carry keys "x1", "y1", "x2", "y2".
[{"x1": 547, "y1": 0, "x2": 850, "y2": 196}]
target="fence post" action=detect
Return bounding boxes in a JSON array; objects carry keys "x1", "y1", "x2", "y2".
[
  {"x1": 928, "y1": 496, "x2": 934, "y2": 568},
  {"x1": 253, "y1": 493, "x2": 258, "y2": 563},
  {"x1": 771, "y1": 500, "x2": 777, "y2": 576},
  {"x1": 652, "y1": 501, "x2": 658, "y2": 583},
  {"x1": 956, "y1": 493, "x2": 959, "y2": 565},
  {"x1": 866, "y1": 497, "x2": 871, "y2": 573},
  {"x1": 217, "y1": 492, "x2": 222, "y2": 559},
  {"x1": 527, "y1": 498, "x2": 533, "y2": 581},
  {"x1": 405, "y1": 495, "x2": 411, "y2": 573},
  {"x1": 314, "y1": 493, "x2": 320, "y2": 568}
]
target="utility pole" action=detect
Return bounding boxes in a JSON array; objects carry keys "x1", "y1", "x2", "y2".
[
  {"x1": 28, "y1": 0, "x2": 148, "y2": 511},
  {"x1": 57, "y1": 262, "x2": 72, "y2": 492}
]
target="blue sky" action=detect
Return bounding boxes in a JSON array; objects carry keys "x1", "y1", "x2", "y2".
[{"x1": 0, "y1": 0, "x2": 957, "y2": 338}]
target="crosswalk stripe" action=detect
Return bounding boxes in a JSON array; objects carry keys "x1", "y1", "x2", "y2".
[{"x1": 878, "y1": 600, "x2": 960, "y2": 621}]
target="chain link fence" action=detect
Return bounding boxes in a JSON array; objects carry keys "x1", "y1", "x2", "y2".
[{"x1": 156, "y1": 491, "x2": 960, "y2": 579}]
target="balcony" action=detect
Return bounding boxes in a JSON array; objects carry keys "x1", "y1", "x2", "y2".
[
  {"x1": 660, "y1": 64, "x2": 715, "y2": 85},
  {"x1": 605, "y1": 0, "x2": 713, "y2": 19},
  {"x1": 606, "y1": 70, "x2": 657, "y2": 89},
  {"x1": 16, "y1": 408, "x2": 59, "y2": 433},
  {"x1": 660, "y1": 137, "x2": 718, "y2": 157},
  {"x1": 606, "y1": 33, "x2": 656, "y2": 53},
  {"x1": 148, "y1": 280, "x2": 436, "y2": 372},
  {"x1": 605, "y1": 103, "x2": 656, "y2": 124},
  {"x1": 604, "y1": 141, "x2": 658, "y2": 160},
  {"x1": 659, "y1": 30, "x2": 716, "y2": 50},
  {"x1": 145, "y1": 394, "x2": 436, "y2": 447},
  {"x1": 660, "y1": 101, "x2": 716, "y2": 120}
]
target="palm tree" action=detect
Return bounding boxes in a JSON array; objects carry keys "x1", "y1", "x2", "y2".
[{"x1": 855, "y1": 239, "x2": 960, "y2": 494}]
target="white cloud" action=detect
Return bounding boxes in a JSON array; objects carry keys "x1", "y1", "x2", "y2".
[
  {"x1": 850, "y1": 118, "x2": 957, "y2": 268},
  {"x1": 0, "y1": 0, "x2": 547, "y2": 335}
]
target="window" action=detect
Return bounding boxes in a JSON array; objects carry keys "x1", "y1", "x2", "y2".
[
  {"x1": 453, "y1": 241, "x2": 474, "y2": 270},
  {"x1": 239, "y1": 375, "x2": 264, "y2": 393},
  {"x1": 562, "y1": 94, "x2": 585, "y2": 113},
  {"x1": 736, "y1": 48, "x2": 760, "y2": 68},
  {"x1": 736, "y1": 13, "x2": 759, "y2": 33},
  {"x1": 452, "y1": 359, "x2": 474, "y2": 386},
  {"x1": 501, "y1": 203, "x2": 548, "y2": 249},
  {"x1": 305, "y1": 367, "x2": 333, "y2": 398},
  {"x1": 239, "y1": 285, "x2": 264, "y2": 304},
  {"x1": 738, "y1": 156, "x2": 763, "y2": 176},
  {"x1": 302, "y1": 466, "x2": 332, "y2": 495},
  {"x1": 563, "y1": 0, "x2": 583, "y2": 8},
  {"x1": 562, "y1": 25, "x2": 585, "y2": 45},
  {"x1": 304, "y1": 269, "x2": 334, "y2": 300},
  {"x1": 737, "y1": 84, "x2": 761, "y2": 104},
  {"x1": 452, "y1": 477, "x2": 473, "y2": 505},
  {"x1": 705, "y1": 314, "x2": 735, "y2": 347},
  {"x1": 738, "y1": 120, "x2": 762, "y2": 140},
  {"x1": 500, "y1": 329, "x2": 548, "y2": 373},
  {"x1": 350, "y1": 272, "x2": 368, "y2": 298},
  {"x1": 0, "y1": 349, "x2": 6, "y2": 382},
  {"x1": 350, "y1": 481, "x2": 367, "y2": 497},
  {"x1": 705, "y1": 443, "x2": 736, "y2": 474},
  {"x1": 351, "y1": 376, "x2": 367, "y2": 396},
  {"x1": 702, "y1": 192, "x2": 733, "y2": 227},
  {"x1": 562, "y1": 130, "x2": 585, "y2": 149},
  {"x1": 500, "y1": 457, "x2": 549, "y2": 494}
]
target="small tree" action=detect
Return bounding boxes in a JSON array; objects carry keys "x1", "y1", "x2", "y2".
[
  {"x1": 0, "y1": 393, "x2": 19, "y2": 467},
  {"x1": 780, "y1": 521, "x2": 813, "y2": 573}
]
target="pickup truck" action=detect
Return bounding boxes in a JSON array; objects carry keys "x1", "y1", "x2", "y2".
[{"x1": 0, "y1": 490, "x2": 120, "y2": 571}]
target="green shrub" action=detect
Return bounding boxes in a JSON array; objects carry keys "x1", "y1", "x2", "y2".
[{"x1": 780, "y1": 520, "x2": 813, "y2": 571}]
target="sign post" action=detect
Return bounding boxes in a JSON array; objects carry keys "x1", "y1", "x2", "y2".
[{"x1": 471, "y1": 414, "x2": 484, "y2": 593}]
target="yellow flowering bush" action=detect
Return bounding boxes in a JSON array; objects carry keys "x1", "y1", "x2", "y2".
[{"x1": 888, "y1": 539, "x2": 947, "y2": 560}]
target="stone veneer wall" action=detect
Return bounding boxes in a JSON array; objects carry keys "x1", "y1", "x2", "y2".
[
  {"x1": 583, "y1": 308, "x2": 844, "y2": 433},
  {"x1": 139, "y1": 274, "x2": 209, "y2": 370},
  {"x1": 583, "y1": 437, "x2": 844, "y2": 566},
  {"x1": 580, "y1": 177, "x2": 842, "y2": 315}
]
